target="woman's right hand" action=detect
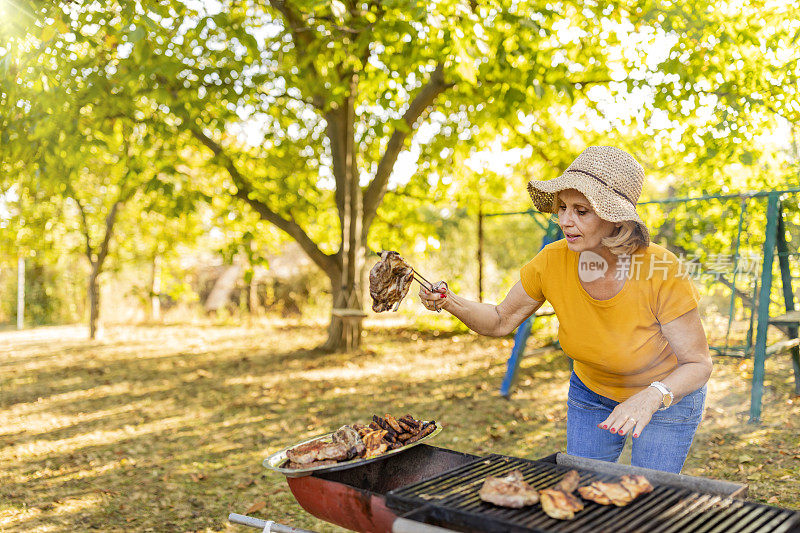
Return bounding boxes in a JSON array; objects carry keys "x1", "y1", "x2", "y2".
[{"x1": 418, "y1": 281, "x2": 449, "y2": 312}]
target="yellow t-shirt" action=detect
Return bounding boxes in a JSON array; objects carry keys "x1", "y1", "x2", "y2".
[{"x1": 520, "y1": 240, "x2": 700, "y2": 402}]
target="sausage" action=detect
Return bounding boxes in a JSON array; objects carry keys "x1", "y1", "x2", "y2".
[
  {"x1": 384, "y1": 414, "x2": 404, "y2": 433},
  {"x1": 404, "y1": 422, "x2": 436, "y2": 444}
]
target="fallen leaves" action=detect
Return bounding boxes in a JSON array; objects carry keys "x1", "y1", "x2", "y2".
[
  {"x1": 246, "y1": 500, "x2": 267, "y2": 514},
  {"x1": 3, "y1": 321, "x2": 799, "y2": 533},
  {"x1": 237, "y1": 479, "x2": 256, "y2": 489}
]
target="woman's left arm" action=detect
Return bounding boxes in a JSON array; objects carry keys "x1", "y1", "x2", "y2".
[{"x1": 599, "y1": 308, "x2": 713, "y2": 438}]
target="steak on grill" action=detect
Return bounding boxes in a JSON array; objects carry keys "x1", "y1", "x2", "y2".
[
  {"x1": 369, "y1": 251, "x2": 414, "y2": 312},
  {"x1": 478, "y1": 469, "x2": 540, "y2": 508},
  {"x1": 539, "y1": 470, "x2": 584, "y2": 520},
  {"x1": 578, "y1": 474, "x2": 654, "y2": 506}
]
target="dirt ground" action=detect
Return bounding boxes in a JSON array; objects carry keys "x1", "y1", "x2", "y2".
[{"x1": 1, "y1": 319, "x2": 798, "y2": 532}]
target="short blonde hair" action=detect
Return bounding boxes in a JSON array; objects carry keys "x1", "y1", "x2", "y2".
[
  {"x1": 602, "y1": 221, "x2": 647, "y2": 256},
  {"x1": 552, "y1": 192, "x2": 646, "y2": 256}
]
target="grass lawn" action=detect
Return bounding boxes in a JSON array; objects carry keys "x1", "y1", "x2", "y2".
[{"x1": 1, "y1": 318, "x2": 798, "y2": 532}]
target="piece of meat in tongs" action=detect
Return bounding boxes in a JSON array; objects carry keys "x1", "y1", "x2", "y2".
[{"x1": 369, "y1": 250, "x2": 437, "y2": 312}]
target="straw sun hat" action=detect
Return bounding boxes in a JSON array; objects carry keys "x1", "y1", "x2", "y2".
[{"x1": 527, "y1": 146, "x2": 651, "y2": 248}]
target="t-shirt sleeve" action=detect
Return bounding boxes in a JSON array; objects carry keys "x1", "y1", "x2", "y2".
[
  {"x1": 652, "y1": 253, "x2": 700, "y2": 324},
  {"x1": 519, "y1": 249, "x2": 548, "y2": 303}
]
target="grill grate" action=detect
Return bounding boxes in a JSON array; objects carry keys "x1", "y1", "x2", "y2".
[{"x1": 386, "y1": 454, "x2": 800, "y2": 533}]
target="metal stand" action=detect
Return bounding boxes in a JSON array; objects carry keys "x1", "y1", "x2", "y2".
[
  {"x1": 500, "y1": 218, "x2": 562, "y2": 398},
  {"x1": 749, "y1": 193, "x2": 799, "y2": 422}
]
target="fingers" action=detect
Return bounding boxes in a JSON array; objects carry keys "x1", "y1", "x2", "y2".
[
  {"x1": 632, "y1": 418, "x2": 648, "y2": 439},
  {"x1": 616, "y1": 417, "x2": 636, "y2": 437},
  {"x1": 418, "y1": 285, "x2": 447, "y2": 312},
  {"x1": 597, "y1": 411, "x2": 651, "y2": 438},
  {"x1": 596, "y1": 387, "x2": 661, "y2": 438}
]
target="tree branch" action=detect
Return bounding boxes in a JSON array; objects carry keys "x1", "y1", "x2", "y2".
[
  {"x1": 95, "y1": 199, "x2": 122, "y2": 270},
  {"x1": 72, "y1": 195, "x2": 95, "y2": 266},
  {"x1": 267, "y1": 0, "x2": 326, "y2": 109},
  {"x1": 362, "y1": 63, "x2": 454, "y2": 237},
  {"x1": 326, "y1": 107, "x2": 347, "y2": 228},
  {"x1": 268, "y1": 0, "x2": 314, "y2": 46},
  {"x1": 191, "y1": 126, "x2": 339, "y2": 276}
]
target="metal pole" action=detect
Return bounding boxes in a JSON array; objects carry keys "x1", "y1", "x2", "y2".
[
  {"x1": 228, "y1": 513, "x2": 316, "y2": 532},
  {"x1": 477, "y1": 199, "x2": 483, "y2": 303},
  {"x1": 17, "y1": 256, "x2": 24, "y2": 330},
  {"x1": 722, "y1": 199, "x2": 747, "y2": 356},
  {"x1": 750, "y1": 192, "x2": 780, "y2": 423},
  {"x1": 776, "y1": 204, "x2": 800, "y2": 395}
]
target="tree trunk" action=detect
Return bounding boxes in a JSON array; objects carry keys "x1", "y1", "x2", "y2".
[
  {"x1": 248, "y1": 278, "x2": 260, "y2": 315},
  {"x1": 322, "y1": 79, "x2": 366, "y2": 352},
  {"x1": 324, "y1": 274, "x2": 366, "y2": 352},
  {"x1": 75, "y1": 197, "x2": 123, "y2": 340},
  {"x1": 88, "y1": 265, "x2": 101, "y2": 339},
  {"x1": 150, "y1": 254, "x2": 162, "y2": 321}
]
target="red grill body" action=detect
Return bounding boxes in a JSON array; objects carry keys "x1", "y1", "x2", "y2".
[{"x1": 287, "y1": 475, "x2": 397, "y2": 532}]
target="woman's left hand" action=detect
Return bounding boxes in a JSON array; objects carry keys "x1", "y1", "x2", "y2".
[{"x1": 597, "y1": 387, "x2": 663, "y2": 438}]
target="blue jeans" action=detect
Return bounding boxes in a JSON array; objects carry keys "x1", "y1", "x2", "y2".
[{"x1": 566, "y1": 372, "x2": 706, "y2": 473}]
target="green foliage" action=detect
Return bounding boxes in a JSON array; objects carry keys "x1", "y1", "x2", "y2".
[{"x1": 1, "y1": 0, "x2": 799, "y2": 327}]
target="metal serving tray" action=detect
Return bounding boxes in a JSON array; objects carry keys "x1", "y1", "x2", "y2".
[{"x1": 263, "y1": 423, "x2": 442, "y2": 478}]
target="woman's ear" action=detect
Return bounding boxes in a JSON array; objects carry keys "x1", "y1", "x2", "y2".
[{"x1": 615, "y1": 223, "x2": 622, "y2": 228}]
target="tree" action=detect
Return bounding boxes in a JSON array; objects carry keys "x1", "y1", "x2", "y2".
[
  {"x1": 1, "y1": 13, "x2": 190, "y2": 338},
  {"x1": 88, "y1": 0, "x2": 651, "y2": 350},
  {"x1": 7, "y1": 0, "x2": 798, "y2": 350}
]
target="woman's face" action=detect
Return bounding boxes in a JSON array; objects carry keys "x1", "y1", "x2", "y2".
[{"x1": 556, "y1": 189, "x2": 619, "y2": 254}]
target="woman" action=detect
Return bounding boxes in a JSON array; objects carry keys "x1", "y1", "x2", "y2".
[{"x1": 419, "y1": 146, "x2": 712, "y2": 473}]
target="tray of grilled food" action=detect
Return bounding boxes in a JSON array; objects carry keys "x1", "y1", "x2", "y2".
[{"x1": 264, "y1": 414, "x2": 441, "y2": 477}]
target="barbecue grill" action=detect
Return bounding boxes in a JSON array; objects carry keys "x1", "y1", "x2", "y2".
[
  {"x1": 387, "y1": 453, "x2": 799, "y2": 533},
  {"x1": 233, "y1": 444, "x2": 800, "y2": 533}
]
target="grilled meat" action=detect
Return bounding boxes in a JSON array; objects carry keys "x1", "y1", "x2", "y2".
[
  {"x1": 400, "y1": 415, "x2": 419, "y2": 429},
  {"x1": 478, "y1": 469, "x2": 540, "y2": 508},
  {"x1": 332, "y1": 425, "x2": 365, "y2": 458},
  {"x1": 620, "y1": 475, "x2": 654, "y2": 498},
  {"x1": 397, "y1": 419, "x2": 415, "y2": 433},
  {"x1": 286, "y1": 459, "x2": 338, "y2": 469},
  {"x1": 385, "y1": 414, "x2": 403, "y2": 433},
  {"x1": 286, "y1": 426, "x2": 364, "y2": 465},
  {"x1": 553, "y1": 470, "x2": 581, "y2": 492},
  {"x1": 283, "y1": 414, "x2": 436, "y2": 469},
  {"x1": 589, "y1": 481, "x2": 632, "y2": 506},
  {"x1": 578, "y1": 475, "x2": 653, "y2": 507},
  {"x1": 539, "y1": 488, "x2": 584, "y2": 519},
  {"x1": 369, "y1": 251, "x2": 415, "y2": 312},
  {"x1": 539, "y1": 469, "x2": 584, "y2": 520},
  {"x1": 405, "y1": 421, "x2": 436, "y2": 444},
  {"x1": 576, "y1": 484, "x2": 612, "y2": 505},
  {"x1": 285, "y1": 439, "x2": 351, "y2": 465}
]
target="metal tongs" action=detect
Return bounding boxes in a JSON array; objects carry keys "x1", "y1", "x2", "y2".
[{"x1": 413, "y1": 269, "x2": 448, "y2": 312}]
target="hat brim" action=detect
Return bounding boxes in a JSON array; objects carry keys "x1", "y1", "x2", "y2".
[{"x1": 527, "y1": 171, "x2": 651, "y2": 247}]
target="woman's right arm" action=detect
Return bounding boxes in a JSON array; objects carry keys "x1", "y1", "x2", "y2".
[{"x1": 419, "y1": 281, "x2": 543, "y2": 337}]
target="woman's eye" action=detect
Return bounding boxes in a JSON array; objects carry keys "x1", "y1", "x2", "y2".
[{"x1": 577, "y1": 210, "x2": 587, "y2": 215}]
